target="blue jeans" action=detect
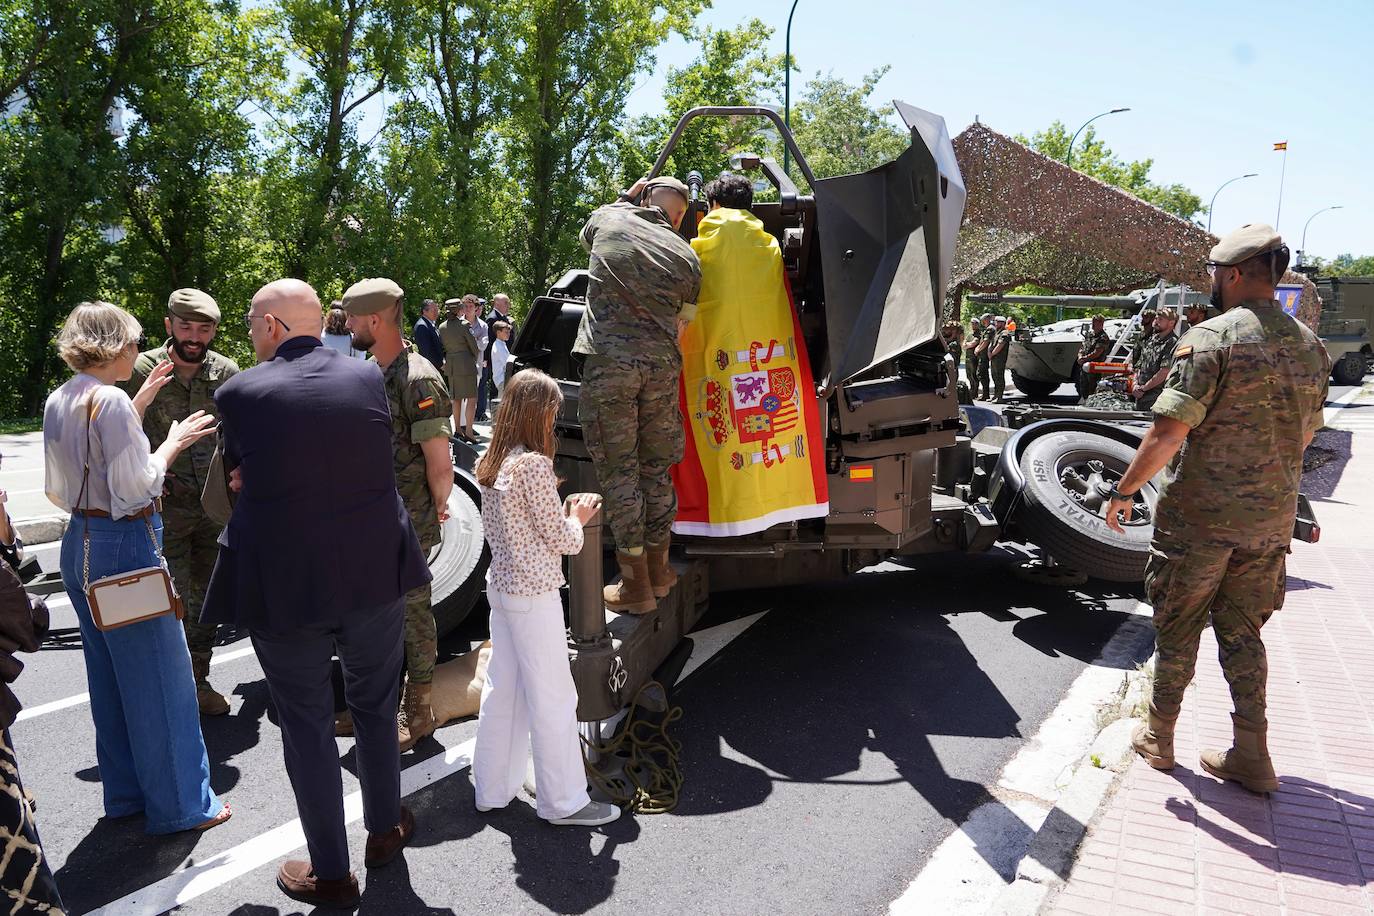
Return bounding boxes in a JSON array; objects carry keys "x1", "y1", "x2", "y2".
[{"x1": 60, "y1": 513, "x2": 222, "y2": 834}]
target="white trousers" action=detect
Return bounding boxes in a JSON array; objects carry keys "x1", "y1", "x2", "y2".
[{"x1": 473, "y1": 588, "x2": 590, "y2": 819}]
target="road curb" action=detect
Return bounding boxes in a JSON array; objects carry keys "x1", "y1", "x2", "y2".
[
  {"x1": 987, "y1": 662, "x2": 1150, "y2": 914},
  {"x1": 14, "y1": 515, "x2": 66, "y2": 546}
]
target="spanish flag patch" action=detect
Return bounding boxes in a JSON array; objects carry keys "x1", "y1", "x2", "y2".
[
  {"x1": 417, "y1": 397, "x2": 435, "y2": 410},
  {"x1": 849, "y1": 465, "x2": 874, "y2": 481},
  {"x1": 1174, "y1": 345, "x2": 1193, "y2": 359}
]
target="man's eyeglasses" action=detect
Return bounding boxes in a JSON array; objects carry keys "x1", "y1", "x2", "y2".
[{"x1": 242, "y1": 313, "x2": 292, "y2": 332}]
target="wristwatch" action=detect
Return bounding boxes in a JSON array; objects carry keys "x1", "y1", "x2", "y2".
[{"x1": 1108, "y1": 486, "x2": 1136, "y2": 502}]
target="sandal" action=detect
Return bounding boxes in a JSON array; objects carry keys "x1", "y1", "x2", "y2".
[{"x1": 195, "y1": 802, "x2": 233, "y2": 832}]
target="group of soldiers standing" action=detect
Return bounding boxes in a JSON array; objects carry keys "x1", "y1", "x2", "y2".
[{"x1": 943, "y1": 312, "x2": 1013, "y2": 401}]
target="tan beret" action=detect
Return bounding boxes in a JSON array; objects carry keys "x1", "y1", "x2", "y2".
[
  {"x1": 644, "y1": 175, "x2": 690, "y2": 203},
  {"x1": 443, "y1": 297, "x2": 464, "y2": 311},
  {"x1": 167, "y1": 288, "x2": 220, "y2": 323},
  {"x1": 342, "y1": 277, "x2": 403, "y2": 316},
  {"x1": 1210, "y1": 223, "x2": 1283, "y2": 266}
]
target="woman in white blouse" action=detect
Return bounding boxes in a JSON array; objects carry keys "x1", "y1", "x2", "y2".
[
  {"x1": 43, "y1": 301, "x2": 231, "y2": 835},
  {"x1": 470, "y1": 369, "x2": 618, "y2": 827}
]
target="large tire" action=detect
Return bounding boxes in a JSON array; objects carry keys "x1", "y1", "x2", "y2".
[
  {"x1": 430, "y1": 471, "x2": 490, "y2": 637},
  {"x1": 1010, "y1": 372, "x2": 1059, "y2": 402},
  {"x1": 1332, "y1": 351, "x2": 1366, "y2": 386},
  {"x1": 1014, "y1": 431, "x2": 1157, "y2": 583}
]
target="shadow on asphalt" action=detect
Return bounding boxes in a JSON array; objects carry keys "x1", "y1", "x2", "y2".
[
  {"x1": 54, "y1": 815, "x2": 204, "y2": 915},
  {"x1": 1303, "y1": 428, "x2": 1353, "y2": 501}
]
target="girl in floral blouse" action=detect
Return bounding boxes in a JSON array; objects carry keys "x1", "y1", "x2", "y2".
[{"x1": 471, "y1": 369, "x2": 619, "y2": 826}]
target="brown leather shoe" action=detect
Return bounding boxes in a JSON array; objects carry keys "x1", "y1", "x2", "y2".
[
  {"x1": 275, "y1": 860, "x2": 360, "y2": 910},
  {"x1": 364, "y1": 805, "x2": 415, "y2": 868}
]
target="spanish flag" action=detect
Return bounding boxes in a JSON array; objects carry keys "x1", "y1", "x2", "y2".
[
  {"x1": 671, "y1": 208, "x2": 829, "y2": 536},
  {"x1": 1273, "y1": 141, "x2": 1287, "y2": 151}
]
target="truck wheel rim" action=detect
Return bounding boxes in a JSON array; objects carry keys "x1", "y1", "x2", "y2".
[
  {"x1": 1053, "y1": 450, "x2": 1153, "y2": 528},
  {"x1": 430, "y1": 483, "x2": 485, "y2": 606}
]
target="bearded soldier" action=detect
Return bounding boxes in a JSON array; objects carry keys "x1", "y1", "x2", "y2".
[
  {"x1": 1106, "y1": 224, "x2": 1330, "y2": 794},
  {"x1": 343, "y1": 278, "x2": 454, "y2": 753},
  {"x1": 122, "y1": 289, "x2": 239, "y2": 715}
]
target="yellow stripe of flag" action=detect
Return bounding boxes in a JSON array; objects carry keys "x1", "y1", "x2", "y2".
[{"x1": 1273, "y1": 141, "x2": 1287, "y2": 151}]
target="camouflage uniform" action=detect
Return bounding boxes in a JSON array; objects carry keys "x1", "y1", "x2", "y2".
[
  {"x1": 574, "y1": 201, "x2": 701, "y2": 549},
  {"x1": 989, "y1": 327, "x2": 1014, "y2": 400},
  {"x1": 973, "y1": 325, "x2": 994, "y2": 400},
  {"x1": 378, "y1": 346, "x2": 453, "y2": 687},
  {"x1": 1146, "y1": 299, "x2": 1329, "y2": 724},
  {"x1": 123, "y1": 344, "x2": 238, "y2": 692},
  {"x1": 1131, "y1": 328, "x2": 1178, "y2": 410},
  {"x1": 1076, "y1": 325, "x2": 1112, "y2": 400}
]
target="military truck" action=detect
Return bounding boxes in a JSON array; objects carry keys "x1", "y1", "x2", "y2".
[{"x1": 1314, "y1": 276, "x2": 1373, "y2": 386}]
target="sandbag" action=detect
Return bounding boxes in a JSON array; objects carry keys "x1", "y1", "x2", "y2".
[{"x1": 431, "y1": 640, "x2": 492, "y2": 727}]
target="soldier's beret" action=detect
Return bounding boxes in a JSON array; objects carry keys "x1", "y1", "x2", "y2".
[
  {"x1": 167, "y1": 288, "x2": 220, "y2": 323},
  {"x1": 644, "y1": 175, "x2": 690, "y2": 202},
  {"x1": 981, "y1": 312, "x2": 994, "y2": 321},
  {"x1": 342, "y1": 277, "x2": 404, "y2": 316},
  {"x1": 1210, "y1": 223, "x2": 1283, "y2": 266},
  {"x1": 995, "y1": 315, "x2": 1007, "y2": 323}
]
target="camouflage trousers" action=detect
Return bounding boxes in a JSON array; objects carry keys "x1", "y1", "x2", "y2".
[
  {"x1": 579, "y1": 353, "x2": 684, "y2": 550},
  {"x1": 991, "y1": 357, "x2": 1008, "y2": 400},
  {"x1": 404, "y1": 581, "x2": 436, "y2": 685},
  {"x1": 1144, "y1": 532, "x2": 1288, "y2": 724},
  {"x1": 974, "y1": 354, "x2": 992, "y2": 400},
  {"x1": 161, "y1": 493, "x2": 220, "y2": 665}
]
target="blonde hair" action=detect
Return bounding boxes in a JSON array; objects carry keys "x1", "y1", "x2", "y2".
[
  {"x1": 475, "y1": 368, "x2": 562, "y2": 487},
  {"x1": 56, "y1": 301, "x2": 143, "y2": 370}
]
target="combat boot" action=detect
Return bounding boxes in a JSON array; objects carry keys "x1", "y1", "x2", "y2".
[
  {"x1": 191, "y1": 651, "x2": 230, "y2": 717},
  {"x1": 604, "y1": 551, "x2": 657, "y2": 615},
  {"x1": 1201, "y1": 714, "x2": 1279, "y2": 794},
  {"x1": 397, "y1": 682, "x2": 436, "y2": 753},
  {"x1": 645, "y1": 538, "x2": 677, "y2": 599},
  {"x1": 1130, "y1": 701, "x2": 1179, "y2": 770}
]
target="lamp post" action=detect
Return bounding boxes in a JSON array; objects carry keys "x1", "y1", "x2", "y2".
[
  {"x1": 1066, "y1": 107, "x2": 1130, "y2": 170},
  {"x1": 782, "y1": 0, "x2": 800, "y2": 177},
  {"x1": 1206, "y1": 173, "x2": 1258, "y2": 234},
  {"x1": 1298, "y1": 205, "x2": 1343, "y2": 268}
]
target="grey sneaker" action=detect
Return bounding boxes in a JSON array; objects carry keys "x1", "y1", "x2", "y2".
[{"x1": 547, "y1": 801, "x2": 621, "y2": 827}]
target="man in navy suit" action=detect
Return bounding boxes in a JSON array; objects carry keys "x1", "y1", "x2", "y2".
[
  {"x1": 202, "y1": 278, "x2": 429, "y2": 909},
  {"x1": 412, "y1": 298, "x2": 444, "y2": 371}
]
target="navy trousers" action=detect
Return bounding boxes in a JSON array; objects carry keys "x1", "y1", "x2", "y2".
[
  {"x1": 476, "y1": 363, "x2": 492, "y2": 420},
  {"x1": 251, "y1": 595, "x2": 405, "y2": 880}
]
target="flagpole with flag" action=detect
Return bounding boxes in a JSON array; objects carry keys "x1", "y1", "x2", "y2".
[{"x1": 1274, "y1": 141, "x2": 1288, "y2": 229}]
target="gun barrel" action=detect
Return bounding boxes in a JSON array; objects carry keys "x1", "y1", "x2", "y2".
[{"x1": 966, "y1": 294, "x2": 1139, "y2": 308}]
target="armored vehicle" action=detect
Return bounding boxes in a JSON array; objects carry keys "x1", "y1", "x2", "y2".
[{"x1": 1314, "y1": 276, "x2": 1373, "y2": 386}]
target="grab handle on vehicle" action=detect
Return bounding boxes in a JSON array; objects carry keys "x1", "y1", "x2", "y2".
[{"x1": 569, "y1": 515, "x2": 609, "y2": 646}]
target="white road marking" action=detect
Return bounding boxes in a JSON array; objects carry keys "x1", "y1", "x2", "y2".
[
  {"x1": 1323, "y1": 381, "x2": 1371, "y2": 428},
  {"x1": 889, "y1": 601, "x2": 1153, "y2": 915},
  {"x1": 79, "y1": 606, "x2": 767, "y2": 911},
  {"x1": 14, "y1": 645, "x2": 258, "y2": 723}
]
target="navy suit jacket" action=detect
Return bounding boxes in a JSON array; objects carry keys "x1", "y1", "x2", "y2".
[
  {"x1": 201, "y1": 337, "x2": 431, "y2": 631},
  {"x1": 413, "y1": 317, "x2": 444, "y2": 371}
]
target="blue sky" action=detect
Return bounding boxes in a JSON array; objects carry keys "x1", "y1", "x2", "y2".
[{"x1": 623, "y1": 0, "x2": 1372, "y2": 259}]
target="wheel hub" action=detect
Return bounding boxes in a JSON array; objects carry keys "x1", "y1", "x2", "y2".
[{"x1": 1058, "y1": 457, "x2": 1150, "y2": 526}]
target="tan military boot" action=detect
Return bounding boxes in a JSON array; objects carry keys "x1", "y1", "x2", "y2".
[
  {"x1": 1201, "y1": 714, "x2": 1279, "y2": 794},
  {"x1": 604, "y1": 551, "x2": 657, "y2": 614},
  {"x1": 645, "y1": 538, "x2": 677, "y2": 599},
  {"x1": 1130, "y1": 701, "x2": 1179, "y2": 770},
  {"x1": 191, "y1": 651, "x2": 231, "y2": 717},
  {"x1": 397, "y1": 682, "x2": 436, "y2": 753}
]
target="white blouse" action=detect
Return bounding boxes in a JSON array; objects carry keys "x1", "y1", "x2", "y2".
[
  {"x1": 480, "y1": 447, "x2": 584, "y2": 596},
  {"x1": 43, "y1": 374, "x2": 166, "y2": 518}
]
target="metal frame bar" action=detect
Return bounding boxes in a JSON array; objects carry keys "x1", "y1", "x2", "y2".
[{"x1": 648, "y1": 106, "x2": 819, "y2": 189}]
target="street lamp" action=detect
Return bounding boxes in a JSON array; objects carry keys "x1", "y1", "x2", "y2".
[
  {"x1": 1298, "y1": 205, "x2": 1343, "y2": 268},
  {"x1": 1065, "y1": 107, "x2": 1130, "y2": 170},
  {"x1": 783, "y1": 0, "x2": 800, "y2": 178},
  {"x1": 1206, "y1": 173, "x2": 1258, "y2": 234}
]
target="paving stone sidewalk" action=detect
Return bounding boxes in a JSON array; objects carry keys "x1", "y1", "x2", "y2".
[{"x1": 1050, "y1": 440, "x2": 1374, "y2": 914}]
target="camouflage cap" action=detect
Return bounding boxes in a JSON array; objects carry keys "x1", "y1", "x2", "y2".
[
  {"x1": 167, "y1": 288, "x2": 220, "y2": 323},
  {"x1": 1210, "y1": 223, "x2": 1283, "y2": 266},
  {"x1": 644, "y1": 175, "x2": 690, "y2": 203},
  {"x1": 342, "y1": 277, "x2": 403, "y2": 316}
]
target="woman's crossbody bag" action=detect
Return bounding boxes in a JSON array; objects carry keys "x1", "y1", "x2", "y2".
[{"x1": 76, "y1": 392, "x2": 184, "y2": 631}]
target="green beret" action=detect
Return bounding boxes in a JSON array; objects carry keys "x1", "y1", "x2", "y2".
[
  {"x1": 342, "y1": 277, "x2": 403, "y2": 316},
  {"x1": 644, "y1": 175, "x2": 690, "y2": 203},
  {"x1": 167, "y1": 288, "x2": 220, "y2": 323},
  {"x1": 1210, "y1": 223, "x2": 1283, "y2": 266}
]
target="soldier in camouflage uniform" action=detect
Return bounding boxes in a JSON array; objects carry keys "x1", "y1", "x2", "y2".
[
  {"x1": 575, "y1": 174, "x2": 701, "y2": 613},
  {"x1": 343, "y1": 278, "x2": 454, "y2": 752},
  {"x1": 122, "y1": 288, "x2": 239, "y2": 716},
  {"x1": 1075, "y1": 315, "x2": 1112, "y2": 401},
  {"x1": 1129, "y1": 308, "x2": 1179, "y2": 410},
  {"x1": 1105, "y1": 224, "x2": 1330, "y2": 794},
  {"x1": 988, "y1": 316, "x2": 1014, "y2": 401},
  {"x1": 942, "y1": 320, "x2": 964, "y2": 370},
  {"x1": 970, "y1": 313, "x2": 994, "y2": 400},
  {"x1": 1127, "y1": 308, "x2": 1157, "y2": 371}
]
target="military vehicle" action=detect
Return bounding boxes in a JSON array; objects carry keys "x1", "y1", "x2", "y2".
[
  {"x1": 1314, "y1": 276, "x2": 1373, "y2": 386},
  {"x1": 985, "y1": 287, "x2": 1211, "y2": 401}
]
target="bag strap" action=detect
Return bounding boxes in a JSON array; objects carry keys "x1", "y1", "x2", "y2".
[{"x1": 78, "y1": 391, "x2": 95, "y2": 591}]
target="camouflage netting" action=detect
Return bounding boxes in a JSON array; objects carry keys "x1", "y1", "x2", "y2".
[{"x1": 948, "y1": 123, "x2": 1320, "y2": 329}]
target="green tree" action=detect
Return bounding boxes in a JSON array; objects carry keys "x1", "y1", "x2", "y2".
[
  {"x1": 1019, "y1": 120, "x2": 1203, "y2": 221},
  {"x1": 777, "y1": 68, "x2": 908, "y2": 189},
  {"x1": 1307, "y1": 253, "x2": 1374, "y2": 278}
]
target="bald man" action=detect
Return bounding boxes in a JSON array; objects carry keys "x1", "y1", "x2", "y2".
[{"x1": 202, "y1": 278, "x2": 429, "y2": 908}]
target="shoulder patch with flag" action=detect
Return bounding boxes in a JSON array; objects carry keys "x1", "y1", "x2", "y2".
[{"x1": 416, "y1": 396, "x2": 435, "y2": 410}]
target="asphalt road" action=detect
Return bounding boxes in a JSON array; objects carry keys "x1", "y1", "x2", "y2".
[{"x1": 13, "y1": 541, "x2": 1149, "y2": 916}]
